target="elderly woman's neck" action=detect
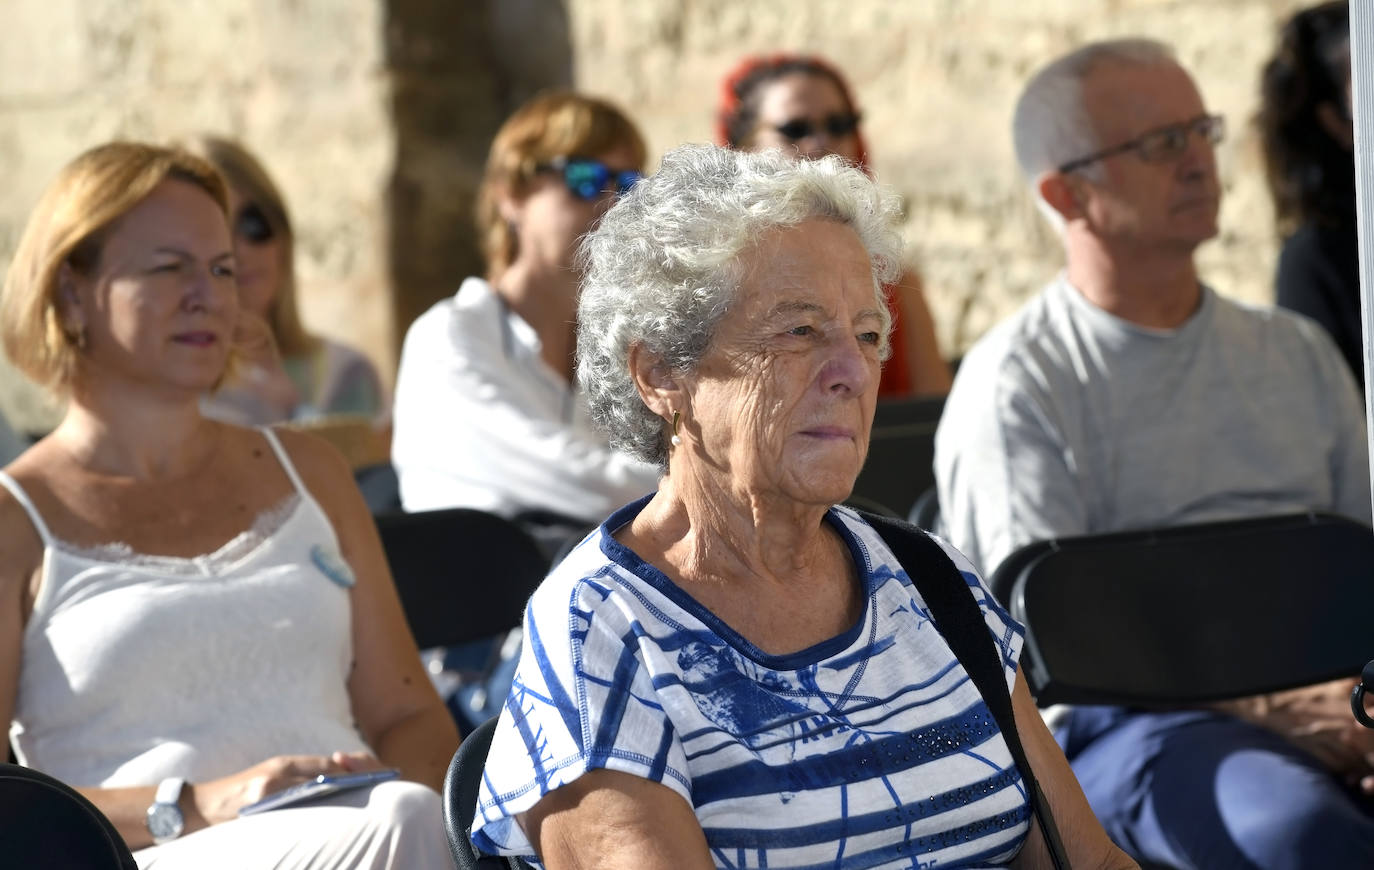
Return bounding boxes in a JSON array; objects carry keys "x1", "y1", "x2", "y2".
[
  {"x1": 637, "y1": 475, "x2": 840, "y2": 588},
  {"x1": 54, "y1": 386, "x2": 218, "y2": 480},
  {"x1": 493, "y1": 260, "x2": 580, "y2": 384}
]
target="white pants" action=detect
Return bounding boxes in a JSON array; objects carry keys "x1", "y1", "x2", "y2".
[{"x1": 135, "y1": 780, "x2": 452, "y2": 869}]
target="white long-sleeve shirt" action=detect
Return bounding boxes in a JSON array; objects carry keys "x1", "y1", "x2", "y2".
[{"x1": 391, "y1": 277, "x2": 660, "y2": 522}]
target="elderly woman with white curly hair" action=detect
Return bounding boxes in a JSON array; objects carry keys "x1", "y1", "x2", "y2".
[{"x1": 469, "y1": 144, "x2": 1133, "y2": 870}]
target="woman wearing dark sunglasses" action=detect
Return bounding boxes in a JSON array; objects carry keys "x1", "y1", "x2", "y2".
[
  {"x1": 184, "y1": 136, "x2": 387, "y2": 427},
  {"x1": 391, "y1": 91, "x2": 659, "y2": 527},
  {"x1": 717, "y1": 53, "x2": 952, "y2": 398}
]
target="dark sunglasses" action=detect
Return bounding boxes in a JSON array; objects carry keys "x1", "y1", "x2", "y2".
[
  {"x1": 538, "y1": 156, "x2": 642, "y2": 201},
  {"x1": 1058, "y1": 114, "x2": 1226, "y2": 174},
  {"x1": 772, "y1": 112, "x2": 862, "y2": 142},
  {"x1": 235, "y1": 203, "x2": 276, "y2": 245}
]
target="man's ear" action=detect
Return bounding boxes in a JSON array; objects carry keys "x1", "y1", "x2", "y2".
[
  {"x1": 627, "y1": 341, "x2": 682, "y2": 422},
  {"x1": 1037, "y1": 171, "x2": 1087, "y2": 224}
]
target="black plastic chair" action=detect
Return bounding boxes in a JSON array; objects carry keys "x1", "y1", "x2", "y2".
[
  {"x1": 0, "y1": 763, "x2": 137, "y2": 868},
  {"x1": 443, "y1": 717, "x2": 536, "y2": 870},
  {"x1": 354, "y1": 462, "x2": 402, "y2": 515},
  {"x1": 989, "y1": 511, "x2": 1374, "y2": 708},
  {"x1": 906, "y1": 484, "x2": 941, "y2": 532},
  {"x1": 849, "y1": 394, "x2": 945, "y2": 520},
  {"x1": 375, "y1": 508, "x2": 550, "y2": 651}
]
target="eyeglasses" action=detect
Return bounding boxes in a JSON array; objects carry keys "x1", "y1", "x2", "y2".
[
  {"x1": 235, "y1": 203, "x2": 276, "y2": 245},
  {"x1": 1057, "y1": 114, "x2": 1226, "y2": 174},
  {"x1": 538, "y1": 156, "x2": 642, "y2": 201},
  {"x1": 772, "y1": 112, "x2": 862, "y2": 142}
]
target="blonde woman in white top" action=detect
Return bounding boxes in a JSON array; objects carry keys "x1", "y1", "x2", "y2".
[{"x1": 0, "y1": 142, "x2": 458, "y2": 867}]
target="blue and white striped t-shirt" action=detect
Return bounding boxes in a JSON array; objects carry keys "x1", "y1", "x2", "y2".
[{"x1": 473, "y1": 497, "x2": 1030, "y2": 868}]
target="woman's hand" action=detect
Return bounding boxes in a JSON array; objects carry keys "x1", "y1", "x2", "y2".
[
  {"x1": 189, "y1": 751, "x2": 385, "y2": 825},
  {"x1": 230, "y1": 311, "x2": 301, "y2": 416}
]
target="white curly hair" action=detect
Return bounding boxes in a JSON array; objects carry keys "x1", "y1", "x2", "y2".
[{"x1": 576, "y1": 143, "x2": 904, "y2": 468}]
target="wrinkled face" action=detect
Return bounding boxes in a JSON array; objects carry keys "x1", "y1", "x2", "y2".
[
  {"x1": 680, "y1": 219, "x2": 883, "y2": 508},
  {"x1": 1073, "y1": 61, "x2": 1221, "y2": 253},
  {"x1": 65, "y1": 179, "x2": 238, "y2": 395},
  {"x1": 746, "y1": 72, "x2": 863, "y2": 164},
  {"x1": 226, "y1": 186, "x2": 284, "y2": 319},
  {"x1": 506, "y1": 142, "x2": 642, "y2": 277}
]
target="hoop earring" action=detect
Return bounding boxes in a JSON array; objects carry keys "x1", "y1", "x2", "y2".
[{"x1": 670, "y1": 410, "x2": 682, "y2": 447}]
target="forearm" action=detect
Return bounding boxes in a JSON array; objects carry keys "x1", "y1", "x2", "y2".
[
  {"x1": 75, "y1": 783, "x2": 201, "y2": 851},
  {"x1": 371, "y1": 704, "x2": 461, "y2": 792},
  {"x1": 1208, "y1": 680, "x2": 1352, "y2": 730},
  {"x1": 1206, "y1": 678, "x2": 1374, "y2": 779}
]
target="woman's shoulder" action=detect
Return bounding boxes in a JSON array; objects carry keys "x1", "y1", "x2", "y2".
[
  {"x1": 262, "y1": 425, "x2": 354, "y2": 491},
  {"x1": 0, "y1": 446, "x2": 60, "y2": 577}
]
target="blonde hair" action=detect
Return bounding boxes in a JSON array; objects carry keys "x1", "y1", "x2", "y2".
[
  {"x1": 179, "y1": 135, "x2": 318, "y2": 358},
  {"x1": 476, "y1": 91, "x2": 647, "y2": 282},
  {"x1": 1, "y1": 141, "x2": 229, "y2": 393}
]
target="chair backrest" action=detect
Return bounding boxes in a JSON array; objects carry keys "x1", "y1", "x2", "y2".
[
  {"x1": 906, "y1": 483, "x2": 942, "y2": 533},
  {"x1": 443, "y1": 717, "x2": 535, "y2": 870},
  {"x1": 0, "y1": 763, "x2": 137, "y2": 869},
  {"x1": 354, "y1": 462, "x2": 402, "y2": 515},
  {"x1": 991, "y1": 512, "x2": 1374, "y2": 708},
  {"x1": 850, "y1": 394, "x2": 945, "y2": 518},
  {"x1": 375, "y1": 508, "x2": 550, "y2": 651}
]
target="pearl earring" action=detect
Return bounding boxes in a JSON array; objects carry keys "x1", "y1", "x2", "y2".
[{"x1": 670, "y1": 410, "x2": 682, "y2": 447}]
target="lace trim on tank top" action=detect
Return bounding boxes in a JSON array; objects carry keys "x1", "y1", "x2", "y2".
[{"x1": 48, "y1": 493, "x2": 303, "y2": 576}]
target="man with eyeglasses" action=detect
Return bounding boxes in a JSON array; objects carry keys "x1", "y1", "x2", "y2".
[{"x1": 935, "y1": 37, "x2": 1371, "y2": 870}]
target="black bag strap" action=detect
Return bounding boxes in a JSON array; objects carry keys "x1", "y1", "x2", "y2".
[{"x1": 860, "y1": 511, "x2": 1071, "y2": 870}]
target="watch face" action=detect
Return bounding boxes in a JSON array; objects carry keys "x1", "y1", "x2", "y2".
[{"x1": 147, "y1": 802, "x2": 184, "y2": 842}]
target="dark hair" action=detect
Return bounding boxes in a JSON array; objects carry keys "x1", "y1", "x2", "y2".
[
  {"x1": 715, "y1": 54, "x2": 870, "y2": 168},
  {"x1": 1257, "y1": 1, "x2": 1352, "y2": 232}
]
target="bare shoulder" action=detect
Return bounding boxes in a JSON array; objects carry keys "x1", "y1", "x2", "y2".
[
  {"x1": 266, "y1": 426, "x2": 362, "y2": 515},
  {"x1": 0, "y1": 448, "x2": 58, "y2": 600},
  {"x1": 0, "y1": 484, "x2": 43, "y2": 569}
]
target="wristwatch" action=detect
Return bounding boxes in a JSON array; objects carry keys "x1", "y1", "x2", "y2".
[{"x1": 146, "y1": 777, "x2": 186, "y2": 845}]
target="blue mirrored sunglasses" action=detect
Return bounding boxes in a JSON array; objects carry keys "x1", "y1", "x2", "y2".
[{"x1": 540, "y1": 156, "x2": 642, "y2": 201}]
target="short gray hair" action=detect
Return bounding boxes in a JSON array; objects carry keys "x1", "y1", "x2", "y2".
[
  {"x1": 1012, "y1": 38, "x2": 1177, "y2": 228},
  {"x1": 577, "y1": 143, "x2": 903, "y2": 467}
]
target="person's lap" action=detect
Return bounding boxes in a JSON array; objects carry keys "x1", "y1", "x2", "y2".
[
  {"x1": 1061, "y1": 708, "x2": 1374, "y2": 870},
  {"x1": 135, "y1": 779, "x2": 451, "y2": 869}
]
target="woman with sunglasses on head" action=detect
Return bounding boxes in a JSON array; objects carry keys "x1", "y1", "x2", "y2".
[
  {"x1": 185, "y1": 136, "x2": 388, "y2": 426},
  {"x1": 717, "y1": 53, "x2": 952, "y2": 398},
  {"x1": 391, "y1": 91, "x2": 659, "y2": 528},
  {"x1": 0, "y1": 142, "x2": 458, "y2": 866},
  {"x1": 1259, "y1": 2, "x2": 1363, "y2": 387}
]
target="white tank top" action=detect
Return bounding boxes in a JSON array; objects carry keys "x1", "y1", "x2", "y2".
[{"x1": 4, "y1": 428, "x2": 370, "y2": 787}]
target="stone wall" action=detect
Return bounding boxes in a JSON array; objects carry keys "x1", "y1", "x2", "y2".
[
  {"x1": 1, "y1": 0, "x2": 394, "y2": 432},
  {"x1": 568, "y1": 0, "x2": 1315, "y2": 354},
  {"x1": 0, "y1": 0, "x2": 1320, "y2": 432}
]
